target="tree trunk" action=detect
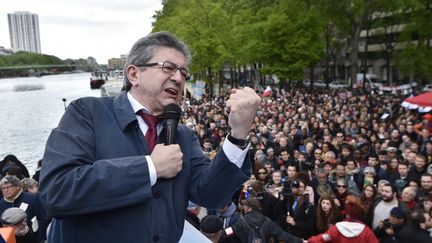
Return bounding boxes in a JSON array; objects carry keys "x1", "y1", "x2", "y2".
[{"x1": 350, "y1": 27, "x2": 361, "y2": 90}]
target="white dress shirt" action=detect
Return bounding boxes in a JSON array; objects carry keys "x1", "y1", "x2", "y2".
[{"x1": 127, "y1": 92, "x2": 249, "y2": 186}]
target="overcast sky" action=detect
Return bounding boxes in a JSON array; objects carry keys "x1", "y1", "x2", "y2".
[{"x1": 1, "y1": 0, "x2": 163, "y2": 64}]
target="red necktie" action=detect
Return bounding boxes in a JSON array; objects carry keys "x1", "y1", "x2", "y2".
[{"x1": 138, "y1": 111, "x2": 161, "y2": 151}]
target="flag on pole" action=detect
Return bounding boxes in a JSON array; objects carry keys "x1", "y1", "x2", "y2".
[{"x1": 263, "y1": 86, "x2": 272, "y2": 97}]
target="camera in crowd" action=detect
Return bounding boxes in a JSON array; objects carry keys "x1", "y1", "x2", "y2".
[
  {"x1": 282, "y1": 179, "x2": 300, "y2": 198},
  {"x1": 246, "y1": 186, "x2": 265, "y2": 200},
  {"x1": 382, "y1": 219, "x2": 392, "y2": 229},
  {"x1": 302, "y1": 160, "x2": 315, "y2": 171}
]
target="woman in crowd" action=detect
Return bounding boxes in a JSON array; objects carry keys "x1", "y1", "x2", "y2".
[
  {"x1": 307, "y1": 200, "x2": 378, "y2": 243},
  {"x1": 361, "y1": 184, "x2": 377, "y2": 226},
  {"x1": 256, "y1": 166, "x2": 270, "y2": 186},
  {"x1": 315, "y1": 195, "x2": 344, "y2": 233},
  {"x1": 358, "y1": 166, "x2": 378, "y2": 189},
  {"x1": 265, "y1": 170, "x2": 284, "y2": 199},
  {"x1": 345, "y1": 159, "x2": 360, "y2": 186},
  {"x1": 420, "y1": 194, "x2": 432, "y2": 216},
  {"x1": 400, "y1": 186, "x2": 417, "y2": 211},
  {"x1": 334, "y1": 178, "x2": 350, "y2": 210}
]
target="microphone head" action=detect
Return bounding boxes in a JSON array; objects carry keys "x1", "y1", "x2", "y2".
[{"x1": 163, "y1": 103, "x2": 181, "y2": 120}]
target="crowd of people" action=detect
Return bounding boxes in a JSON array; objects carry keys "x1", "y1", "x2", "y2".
[
  {"x1": 180, "y1": 87, "x2": 432, "y2": 242},
  {"x1": 0, "y1": 155, "x2": 47, "y2": 243},
  {"x1": 1, "y1": 86, "x2": 432, "y2": 243}
]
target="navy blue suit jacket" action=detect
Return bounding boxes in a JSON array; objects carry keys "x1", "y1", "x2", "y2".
[{"x1": 39, "y1": 92, "x2": 251, "y2": 243}]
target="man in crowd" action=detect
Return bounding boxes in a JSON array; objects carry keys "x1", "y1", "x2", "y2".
[
  {"x1": 374, "y1": 206, "x2": 407, "y2": 242},
  {"x1": 372, "y1": 183, "x2": 407, "y2": 229},
  {"x1": 417, "y1": 173, "x2": 432, "y2": 203},
  {"x1": 0, "y1": 176, "x2": 47, "y2": 242},
  {"x1": 407, "y1": 154, "x2": 428, "y2": 183},
  {"x1": 398, "y1": 208, "x2": 432, "y2": 243},
  {"x1": 390, "y1": 161, "x2": 409, "y2": 194},
  {"x1": 200, "y1": 215, "x2": 224, "y2": 243},
  {"x1": 1, "y1": 207, "x2": 37, "y2": 243},
  {"x1": 39, "y1": 31, "x2": 261, "y2": 242}
]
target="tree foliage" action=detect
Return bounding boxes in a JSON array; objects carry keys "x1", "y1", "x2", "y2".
[
  {"x1": 151, "y1": 0, "x2": 432, "y2": 90},
  {"x1": 0, "y1": 51, "x2": 64, "y2": 67}
]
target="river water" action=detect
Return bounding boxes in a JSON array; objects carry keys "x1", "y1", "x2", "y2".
[{"x1": 0, "y1": 73, "x2": 100, "y2": 175}]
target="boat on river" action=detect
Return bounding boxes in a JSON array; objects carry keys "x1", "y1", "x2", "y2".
[{"x1": 90, "y1": 72, "x2": 107, "y2": 89}]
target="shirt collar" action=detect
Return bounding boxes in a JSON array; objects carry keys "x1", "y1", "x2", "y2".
[{"x1": 127, "y1": 92, "x2": 151, "y2": 114}]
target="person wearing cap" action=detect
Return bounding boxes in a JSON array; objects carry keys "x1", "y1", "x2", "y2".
[
  {"x1": 374, "y1": 206, "x2": 407, "y2": 243},
  {"x1": 386, "y1": 147, "x2": 398, "y2": 160},
  {"x1": 0, "y1": 176, "x2": 47, "y2": 242},
  {"x1": 200, "y1": 215, "x2": 223, "y2": 243},
  {"x1": 306, "y1": 201, "x2": 378, "y2": 243},
  {"x1": 223, "y1": 197, "x2": 302, "y2": 243},
  {"x1": 1, "y1": 207, "x2": 37, "y2": 243},
  {"x1": 398, "y1": 208, "x2": 432, "y2": 243}
]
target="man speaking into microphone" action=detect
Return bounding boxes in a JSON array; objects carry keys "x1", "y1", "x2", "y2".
[{"x1": 39, "y1": 31, "x2": 261, "y2": 243}]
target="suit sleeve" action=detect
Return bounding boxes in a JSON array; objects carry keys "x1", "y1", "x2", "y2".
[
  {"x1": 187, "y1": 131, "x2": 251, "y2": 209},
  {"x1": 39, "y1": 99, "x2": 153, "y2": 217}
]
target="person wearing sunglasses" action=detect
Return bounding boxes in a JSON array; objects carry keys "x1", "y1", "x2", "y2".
[
  {"x1": 39, "y1": 32, "x2": 261, "y2": 243},
  {"x1": 334, "y1": 178, "x2": 350, "y2": 210}
]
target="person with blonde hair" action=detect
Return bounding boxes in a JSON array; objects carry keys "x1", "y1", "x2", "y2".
[
  {"x1": 400, "y1": 186, "x2": 417, "y2": 210},
  {"x1": 20, "y1": 178, "x2": 38, "y2": 193}
]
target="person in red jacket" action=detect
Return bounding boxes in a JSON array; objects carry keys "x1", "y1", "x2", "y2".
[{"x1": 305, "y1": 201, "x2": 378, "y2": 243}]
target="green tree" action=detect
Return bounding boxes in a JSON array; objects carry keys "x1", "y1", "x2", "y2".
[
  {"x1": 0, "y1": 52, "x2": 63, "y2": 66},
  {"x1": 322, "y1": 0, "x2": 377, "y2": 88},
  {"x1": 153, "y1": 0, "x2": 234, "y2": 95},
  {"x1": 256, "y1": 0, "x2": 324, "y2": 89},
  {"x1": 396, "y1": 0, "x2": 432, "y2": 83}
]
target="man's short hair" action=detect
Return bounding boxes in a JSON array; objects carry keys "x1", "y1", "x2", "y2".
[
  {"x1": 382, "y1": 183, "x2": 397, "y2": 195},
  {"x1": 122, "y1": 32, "x2": 191, "y2": 91},
  {"x1": 200, "y1": 215, "x2": 223, "y2": 234},
  {"x1": 0, "y1": 176, "x2": 21, "y2": 188},
  {"x1": 241, "y1": 197, "x2": 262, "y2": 211},
  {"x1": 410, "y1": 208, "x2": 426, "y2": 227},
  {"x1": 368, "y1": 153, "x2": 378, "y2": 160}
]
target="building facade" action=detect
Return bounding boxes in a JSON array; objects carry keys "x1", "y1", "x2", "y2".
[
  {"x1": 8, "y1": 11, "x2": 41, "y2": 53},
  {"x1": 108, "y1": 54, "x2": 127, "y2": 70}
]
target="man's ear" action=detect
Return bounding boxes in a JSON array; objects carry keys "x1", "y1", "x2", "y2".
[{"x1": 126, "y1": 65, "x2": 139, "y2": 86}]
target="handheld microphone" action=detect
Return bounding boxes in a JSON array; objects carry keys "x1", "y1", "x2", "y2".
[{"x1": 164, "y1": 103, "x2": 181, "y2": 145}]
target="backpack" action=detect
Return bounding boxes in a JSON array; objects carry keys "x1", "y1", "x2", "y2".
[{"x1": 241, "y1": 216, "x2": 265, "y2": 243}]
